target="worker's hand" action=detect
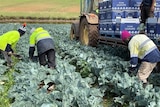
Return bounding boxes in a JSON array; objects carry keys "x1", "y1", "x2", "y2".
[
  {"x1": 7, "y1": 51, "x2": 13, "y2": 56},
  {"x1": 13, "y1": 53, "x2": 22, "y2": 59},
  {"x1": 14, "y1": 54, "x2": 21, "y2": 58},
  {"x1": 128, "y1": 66, "x2": 137, "y2": 76},
  {"x1": 29, "y1": 56, "x2": 38, "y2": 62},
  {"x1": 14, "y1": 54, "x2": 22, "y2": 60},
  {"x1": 32, "y1": 56, "x2": 38, "y2": 62},
  {"x1": 29, "y1": 57, "x2": 33, "y2": 61},
  {"x1": 128, "y1": 66, "x2": 137, "y2": 72}
]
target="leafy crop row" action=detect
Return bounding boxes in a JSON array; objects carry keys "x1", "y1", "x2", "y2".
[{"x1": 0, "y1": 23, "x2": 160, "y2": 107}]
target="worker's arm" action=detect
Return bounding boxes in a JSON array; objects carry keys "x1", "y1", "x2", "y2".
[
  {"x1": 128, "y1": 53, "x2": 139, "y2": 72},
  {"x1": 128, "y1": 41, "x2": 139, "y2": 67},
  {"x1": 29, "y1": 32, "x2": 36, "y2": 59},
  {"x1": 5, "y1": 44, "x2": 13, "y2": 53},
  {"x1": 29, "y1": 46, "x2": 35, "y2": 59},
  {"x1": 130, "y1": 57, "x2": 138, "y2": 67}
]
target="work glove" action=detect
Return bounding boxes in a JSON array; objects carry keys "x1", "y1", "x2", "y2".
[
  {"x1": 128, "y1": 64, "x2": 137, "y2": 76},
  {"x1": 128, "y1": 66, "x2": 137, "y2": 72},
  {"x1": 29, "y1": 56, "x2": 38, "y2": 62}
]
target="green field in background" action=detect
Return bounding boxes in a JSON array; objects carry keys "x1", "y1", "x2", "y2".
[{"x1": 0, "y1": 0, "x2": 80, "y2": 19}]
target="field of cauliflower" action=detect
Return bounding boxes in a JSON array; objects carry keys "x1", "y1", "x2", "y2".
[{"x1": 0, "y1": 23, "x2": 160, "y2": 107}]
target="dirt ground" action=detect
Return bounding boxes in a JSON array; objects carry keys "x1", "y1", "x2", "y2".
[
  {"x1": 0, "y1": 16, "x2": 78, "y2": 24},
  {"x1": 0, "y1": 2, "x2": 79, "y2": 24},
  {"x1": 2, "y1": 4, "x2": 79, "y2": 13}
]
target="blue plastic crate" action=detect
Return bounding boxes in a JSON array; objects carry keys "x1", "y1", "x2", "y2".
[
  {"x1": 156, "y1": 18, "x2": 160, "y2": 36},
  {"x1": 147, "y1": 17, "x2": 157, "y2": 39},
  {"x1": 115, "y1": 18, "x2": 140, "y2": 36},
  {"x1": 99, "y1": 22, "x2": 115, "y2": 37},
  {"x1": 99, "y1": 32, "x2": 115, "y2": 38},
  {"x1": 108, "y1": 0, "x2": 130, "y2": 10},
  {"x1": 154, "y1": 11, "x2": 160, "y2": 18},
  {"x1": 156, "y1": 0, "x2": 160, "y2": 8},
  {"x1": 99, "y1": 2, "x2": 104, "y2": 10},
  {"x1": 99, "y1": 12, "x2": 106, "y2": 20},
  {"x1": 99, "y1": 1, "x2": 108, "y2": 11},
  {"x1": 105, "y1": 10, "x2": 125, "y2": 19},
  {"x1": 124, "y1": 10, "x2": 140, "y2": 18},
  {"x1": 129, "y1": 0, "x2": 141, "y2": 10}
]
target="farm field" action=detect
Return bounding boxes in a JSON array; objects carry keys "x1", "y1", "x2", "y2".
[
  {"x1": 0, "y1": 0, "x2": 80, "y2": 23},
  {"x1": 1, "y1": 1, "x2": 160, "y2": 107},
  {"x1": 0, "y1": 23, "x2": 160, "y2": 107}
]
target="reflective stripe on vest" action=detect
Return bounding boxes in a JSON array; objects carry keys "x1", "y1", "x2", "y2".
[
  {"x1": 35, "y1": 31, "x2": 51, "y2": 43},
  {"x1": 139, "y1": 39, "x2": 150, "y2": 50}
]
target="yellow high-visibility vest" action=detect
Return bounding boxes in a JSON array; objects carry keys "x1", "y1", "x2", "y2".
[
  {"x1": 29, "y1": 27, "x2": 51, "y2": 47},
  {"x1": 0, "y1": 31, "x2": 20, "y2": 51},
  {"x1": 129, "y1": 34, "x2": 157, "y2": 59}
]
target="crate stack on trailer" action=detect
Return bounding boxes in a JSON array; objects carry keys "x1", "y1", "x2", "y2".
[{"x1": 99, "y1": 0, "x2": 160, "y2": 44}]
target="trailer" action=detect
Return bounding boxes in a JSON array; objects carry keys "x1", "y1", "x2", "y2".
[{"x1": 70, "y1": 0, "x2": 160, "y2": 48}]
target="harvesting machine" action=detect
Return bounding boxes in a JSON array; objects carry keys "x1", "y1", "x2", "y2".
[
  {"x1": 70, "y1": 0, "x2": 130, "y2": 47},
  {"x1": 70, "y1": 0, "x2": 160, "y2": 48},
  {"x1": 70, "y1": 0, "x2": 160, "y2": 72}
]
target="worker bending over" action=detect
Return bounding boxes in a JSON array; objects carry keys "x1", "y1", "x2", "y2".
[
  {"x1": 0, "y1": 23, "x2": 26, "y2": 67},
  {"x1": 121, "y1": 30, "x2": 160, "y2": 87},
  {"x1": 29, "y1": 27, "x2": 56, "y2": 69}
]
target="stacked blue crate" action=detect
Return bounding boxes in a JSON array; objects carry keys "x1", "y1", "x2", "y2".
[
  {"x1": 99, "y1": 0, "x2": 130, "y2": 37},
  {"x1": 114, "y1": 0, "x2": 140, "y2": 37},
  {"x1": 146, "y1": 18, "x2": 157, "y2": 39},
  {"x1": 115, "y1": 18, "x2": 139, "y2": 38},
  {"x1": 99, "y1": 0, "x2": 140, "y2": 38},
  {"x1": 155, "y1": 0, "x2": 160, "y2": 11},
  {"x1": 156, "y1": 18, "x2": 160, "y2": 43},
  {"x1": 127, "y1": 0, "x2": 141, "y2": 18},
  {"x1": 155, "y1": 0, "x2": 160, "y2": 42},
  {"x1": 145, "y1": 0, "x2": 160, "y2": 45}
]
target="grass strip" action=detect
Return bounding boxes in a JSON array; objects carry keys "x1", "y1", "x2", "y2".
[{"x1": 0, "y1": 69, "x2": 14, "y2": 107}]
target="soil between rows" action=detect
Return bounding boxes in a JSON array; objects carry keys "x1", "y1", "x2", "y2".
[{"x1": 0, "y1": 16, "x2": 78, "y2": 24}]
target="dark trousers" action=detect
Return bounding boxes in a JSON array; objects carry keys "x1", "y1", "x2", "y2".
[
  {"x1": 38, "y1": 49, "x2": 56, "y2": 68},
  {"x1": 140, "y1": 5, "x2": 154, "y2": 24},
  {"x1": 1, "y1": 50, "x2": 12, "y2": 66}
]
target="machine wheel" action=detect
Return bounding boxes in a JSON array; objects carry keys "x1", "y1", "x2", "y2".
[
  {"x1": 79, "y1": 18, "x2": 98, "y2": 47},
  {"x1": 70, "y1": 21, "x2": 79, "y2": 40}
]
